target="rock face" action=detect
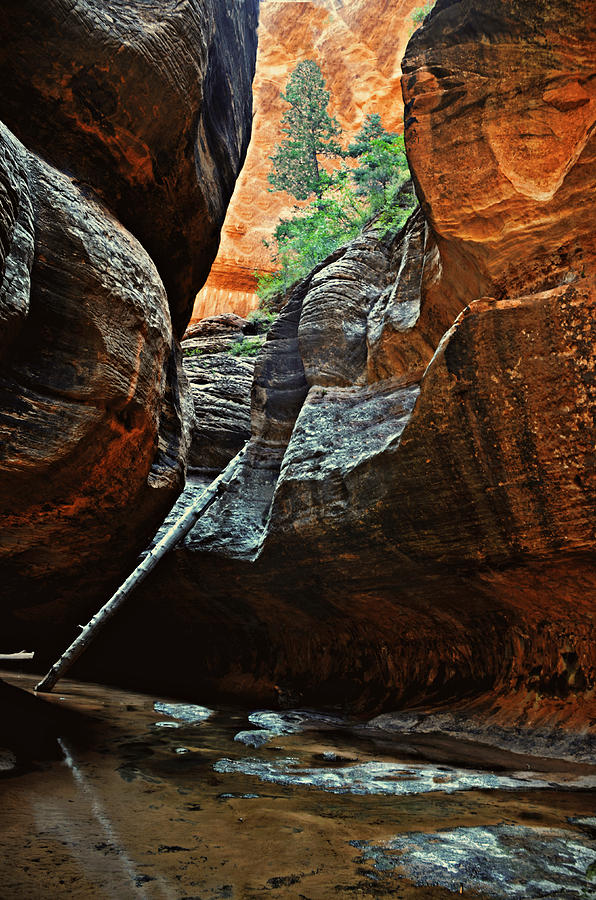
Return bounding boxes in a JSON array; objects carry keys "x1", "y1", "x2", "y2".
[
  {"x1": 398, "y1": 0, "x2": 596, "y2": 564},
  {"x1": 0, "y1": 1, "x2": 258, "y2": 649},
  {"x1": 181, "y1": 315, "x2": 262, "y2": 473},
  {"x1": 192, "y1": 0, "x2": 426, "y2": 321},
  {"x1": 84, "y1": 0, "x2": 596, "y2": 735},
  {"x1": 0, "y1": 0, "x2": 259, "y2": 334}
]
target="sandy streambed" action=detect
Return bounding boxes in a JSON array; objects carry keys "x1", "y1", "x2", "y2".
[{"x1": 0, "y1": 670, "x2": 595, "y2": 899}]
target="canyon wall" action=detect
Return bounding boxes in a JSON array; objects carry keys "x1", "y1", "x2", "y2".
[
  {"x1": 0, "y1": 0, "x2": 258, "y2": 649},
  {"x1": 85, "y1": 0, "x2": 596, "y2": 735},
  {"x1": 192, "y1": 0, "x2": 425, "y2": 321}
]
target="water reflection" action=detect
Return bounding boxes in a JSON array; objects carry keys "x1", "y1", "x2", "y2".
[{"x1": 0, "y1": 671, "x2": 594, "y2": 899}]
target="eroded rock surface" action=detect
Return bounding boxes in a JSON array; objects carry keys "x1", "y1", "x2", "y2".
[
  {"x1": 85, "y1": 0, "x2": 596, "y2": 736},
  {"x1": 0, "y1": 121, "x2": 192, "y2": 647},
  {"x1": 0, "y1": 0, "x2": 259, "y2": 333},
  {"x1": 0, "y1": 2, "x2": 258, "y2": 648},
  {"x1": 181, "y1": 315, "x2": 261, "y2": 473}
]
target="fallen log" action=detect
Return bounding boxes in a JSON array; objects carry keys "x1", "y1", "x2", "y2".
[{"x1": 35, "y1": 443, "x2": 249, "y2": 693}]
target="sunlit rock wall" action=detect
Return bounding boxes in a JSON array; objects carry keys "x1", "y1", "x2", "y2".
[
  {"x1": 192, "y1": 0, "x2": 425, "y2": 322},
  {"x1": 0, "y1": 0, "x2": 258, "y2": 648}
]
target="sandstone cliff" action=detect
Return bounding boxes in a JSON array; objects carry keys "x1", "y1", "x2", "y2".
[
  {"x1": 0, "y1": 0, "x2": 258, "y2": 649},
  {"x1": 87, "y1": 0, "x2": 596, "y2": 738},
  {"x1": 192, "y1": 0, "x2": 425, "y2": 321}
]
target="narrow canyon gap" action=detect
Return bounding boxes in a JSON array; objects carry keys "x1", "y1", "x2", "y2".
[
  {"x1": 96, "y1": 0, "x2": 596, "y2": 741},
  {"x1": 0, "y1": 0, "x2": 595, "y2": 897}
]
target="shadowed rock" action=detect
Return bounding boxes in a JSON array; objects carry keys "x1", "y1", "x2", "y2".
[
  {"x1": 0, "y1": 121, "x2": 192, "y2": 647},
  {"x1": 182, "y1": 315, "x2": 260, "y2": 474},
  {"x1": 0, "y1": 2, "x2": 258, "y2": 648},
  {"x1": 0, "y1": 0, "x2": 259, "y2": 333},
  {"x1": 80, "y1": 0, "x2": 596, "y2": 734}
]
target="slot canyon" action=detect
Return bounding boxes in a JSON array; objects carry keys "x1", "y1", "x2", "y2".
[{"x1": 0, "y1": 0, "x2": 595, "y2": 897}]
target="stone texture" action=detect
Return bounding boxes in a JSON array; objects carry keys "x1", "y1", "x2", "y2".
[
  {"x1": 401, "y1": 0, "x2": 596, "y2": 312},
  {"x1": 0, "y1": 126, "x2": 34, "y2": 357},
  {"x1": 0, "y1": 2, "x2": 258, "y2": 649},
  {"x1": 181, "y1": 316, "x2": 259, "y2": 473},
  {"x1": 82, "y1": 0, "x2": 595, "y2": 735},
  {"x1": 184, "y1": 351, "x2": 254, "y2": 472},
  {"x1": 0, "y1": 121, "x2": 192, "y2": 648},
  {"x1": 299, "y1": 232, "x2": 395, "y2": 387},
  {"x1": 0, "y1": 0, "x2": 259, "y2": 334},
  {"x1": 366, "y1": 207, "x2": 434, "y2": 381}
]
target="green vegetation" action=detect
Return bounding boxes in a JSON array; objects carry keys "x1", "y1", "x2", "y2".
[
  {"x1": 262, "y1": 173, "x2": 367, "y2": 295},
  {"x1": 260, "y1": 80, "x2": 416, "y2": 304},
  {"x1": 246, "y1": 307, "x2": 277, "y2": 334},
  {"x1": 182, "y1": 346, "x2": 205, "y2": 358},
  {"x1": 411, "y1": 1, "x2": 436, "y2": 28},
  {"x1": 254, "y1": 270, "x2": 286, "y2": 308},
  {"x1": 267, "y1": 59, "x2": 342, "y2": 201},
  {"x1": 229, "y1": 336, "x2": 264, "y2": 358},
  {"x1": 349, "y1": 115, "x2": 412, "y2": 231}
]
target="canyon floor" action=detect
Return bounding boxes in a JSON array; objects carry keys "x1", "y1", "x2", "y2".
[{"x1": 1, "y1": 668, "x2": 595, "y2": 899}]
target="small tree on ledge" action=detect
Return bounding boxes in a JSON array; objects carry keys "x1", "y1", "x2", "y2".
[{"x1": 268, "y1": 59, "x2": 342, "y2": 201}]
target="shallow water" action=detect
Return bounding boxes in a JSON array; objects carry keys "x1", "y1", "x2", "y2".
[{"x1": 1, "y1": 670, "x2": 595, "y2": 899}]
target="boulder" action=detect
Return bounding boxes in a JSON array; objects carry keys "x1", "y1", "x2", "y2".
[{"x1": 0, "y1": 120, "x2": 192, "y2": 649}]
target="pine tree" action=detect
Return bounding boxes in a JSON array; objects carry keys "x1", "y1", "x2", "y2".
[
  {"x1": 347, "y1": 113, "x2": 388, "y2": 157},
  {"x1": 268, "y1": 60, "x2": 342, "y2": 201},
  {"x1": 348, "y1": 115, "x2": 408, "y2": 208}
]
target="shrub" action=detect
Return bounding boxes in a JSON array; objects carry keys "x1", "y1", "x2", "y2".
[
  {"x1": 411, "y1": 1, "x2": 435, "y2": 27},
  {"x1": 258, "y1": 172, "x2": 369, "y2": 301},
  {"x1": 229, "y1": 337, "x2": 264, "y2": 358},
  {"x1": 246, "y1": 307, "x2": 277, "y2": 334}
]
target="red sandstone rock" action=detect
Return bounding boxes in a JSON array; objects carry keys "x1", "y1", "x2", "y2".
[
  {"x1": 0, "y1": 2, "x2": 259, "y2": 648},
  {"x1": 0, "y1": 120, "x2": 193, "y2": 648},
  {"x1": 82, "y1": 0, "x2": 596, "y2": 735}
]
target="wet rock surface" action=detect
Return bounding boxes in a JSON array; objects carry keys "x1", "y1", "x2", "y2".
[
  {"x1": 213, "y1": 755, "x2": 596, "y2": 797},
  {"x1": 1, "y1": 670, "x2": 595, "y2": 899},
  {"x1": 353, "y1": 826, "x2": 596, "y2": 899}
]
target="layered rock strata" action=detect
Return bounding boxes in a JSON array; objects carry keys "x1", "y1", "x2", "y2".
[
  {"x1": 0, "y1": 1, "x2": 258, "y2": 648},
  {"x1": 181, "y1": 315, "x2": 263, "y2": 474},
  {"x1": 83, "y1": 0, "x2": 596, "y2": 734}
]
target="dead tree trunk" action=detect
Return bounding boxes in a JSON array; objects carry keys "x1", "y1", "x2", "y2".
[{"x1": 35, "y1": 443, "x2": 249, "y2": 693}]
